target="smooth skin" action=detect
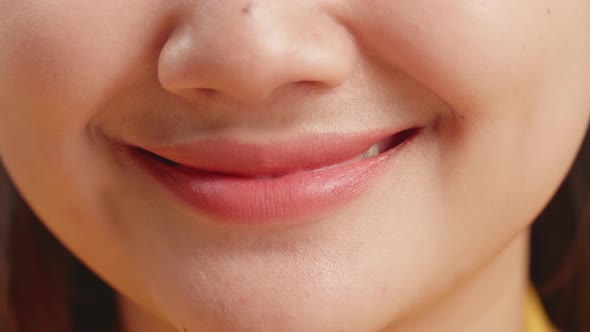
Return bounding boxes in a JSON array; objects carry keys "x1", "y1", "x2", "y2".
[{"x1": 1, "y1": 1, "x2": 590, "y2": 331}]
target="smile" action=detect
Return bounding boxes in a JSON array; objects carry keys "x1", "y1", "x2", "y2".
[{"x1": 127, "y1": 127, "x2": 420, "y2": 225}]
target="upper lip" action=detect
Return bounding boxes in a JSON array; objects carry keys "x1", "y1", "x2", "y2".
[{"x1": 135, "y1": 128, "x2": 408, "y2": 177}]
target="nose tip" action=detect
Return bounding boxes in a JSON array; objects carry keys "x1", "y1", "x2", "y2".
[{"x1": 157, "y1": 3, "x2": 357, "y2": 104}]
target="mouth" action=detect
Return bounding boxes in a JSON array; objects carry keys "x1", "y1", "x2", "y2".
[{"x1": 127, "y1": 127, "x2": 420, "y2": 225}]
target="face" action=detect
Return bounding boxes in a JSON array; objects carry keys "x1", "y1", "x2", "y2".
[{"x1": 1, "y1": 1, "x2": 589, "y2": 331}]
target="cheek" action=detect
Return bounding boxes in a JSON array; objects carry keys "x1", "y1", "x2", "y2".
[
  {"x1": 354, "y1": 0, "x2": 590, "y2": 184},
  {"x1": 0, "y1": 2, "x2": 167, "y2": 266},
  {"x1": 0, "y1": 1, "x2": 165, "y2": 144},
  {"x1": 348, "y1": 0, "x2": 590, "y2": 257},
  {"x1": 352, "y1": 0, "x2": 590, "y2": 114}
]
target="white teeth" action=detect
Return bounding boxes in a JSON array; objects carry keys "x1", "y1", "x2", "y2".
[{"x1": 361, "y1": 144, "x2": 381, "y2": 159}]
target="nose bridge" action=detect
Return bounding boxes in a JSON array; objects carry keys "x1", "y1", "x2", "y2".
[{"x1": 157, "y1": 1, "x2": 356, "y2": 104}]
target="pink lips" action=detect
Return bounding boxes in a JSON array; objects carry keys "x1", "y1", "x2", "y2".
[{"x1": 130, "y1": 128, "x2": 418, "y2": 224}]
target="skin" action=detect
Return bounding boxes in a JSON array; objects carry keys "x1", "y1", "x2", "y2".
[{"x1": 1, "y1": 1, "x2": 590, "y2": 331}]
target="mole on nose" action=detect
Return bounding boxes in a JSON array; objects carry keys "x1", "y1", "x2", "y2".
[{"x1": 241, "y1": 2, "x2": 253, "y2": 15}]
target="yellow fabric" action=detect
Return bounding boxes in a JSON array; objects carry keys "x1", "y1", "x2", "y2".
[{"x1": 525, "y1": 284, "x2": 557, "y2": 332}]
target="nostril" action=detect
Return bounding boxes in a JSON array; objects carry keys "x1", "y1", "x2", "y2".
[
  {"x1": 294, "y1": 80, "x2": 331, "y2": 93},
  {"x1": 296, "y1": 80, "x2": 318, "y2": 86},
  {"x1": 188, "y1": 87, "x2": 220, "y2": 100},
  {"x1": 195, "y1": 88, "x2": 218, "y2": 97}
]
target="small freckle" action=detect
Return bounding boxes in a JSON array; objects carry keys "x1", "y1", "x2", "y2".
[
  {"x1": 241, "y1": 3, "x2": 253, "y2": 15},
  {"x1": 546, "y1": 8, "x2": 551, "y2": 15}
]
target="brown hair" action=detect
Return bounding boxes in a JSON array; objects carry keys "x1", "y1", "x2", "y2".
[
  {"x1": 0, "y1": 168, "x2": 118, "y2": 332},
  {"x1": 1, "y1": 129, "x2": 589, "y2": 332},
  {"x1": 530, "y1": 126, "x2": 590, "y2": 331}
]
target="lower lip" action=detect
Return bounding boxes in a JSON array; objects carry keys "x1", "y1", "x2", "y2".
[{"x1": 129, "y1": 131, "x2": 418, "y2": 225}]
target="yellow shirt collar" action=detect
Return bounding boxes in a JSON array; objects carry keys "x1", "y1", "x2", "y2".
[{"x1": 525, "y1": 284, "x2": 557, "y2": 332}]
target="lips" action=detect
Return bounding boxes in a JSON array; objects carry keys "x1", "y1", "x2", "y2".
[
  {"x1": 137, "y1": 129, "x2": 413, "y2": 177},
  {"x1": 128, "y1": 128, "x2": 419, "y2": 224}
]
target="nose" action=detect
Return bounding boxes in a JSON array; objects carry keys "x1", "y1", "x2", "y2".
[{"x1": 158, "y1": 1, "x2": 357, "y2": 104}]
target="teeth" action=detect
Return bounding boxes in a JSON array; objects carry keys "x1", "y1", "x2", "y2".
[
  {"x1": 361, "y1": 143, "x2": 381, "y2": 159},
  {"x1": 254, "y1": 142, "x2": 384, "y2": 179}
]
